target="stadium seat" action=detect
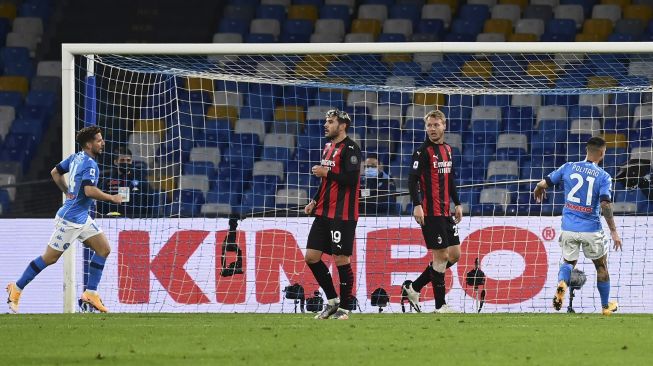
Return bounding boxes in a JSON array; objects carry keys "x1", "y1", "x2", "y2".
[
  {"x1": 253, "y1": 160, "x2": 285, "y2": 181},
  {"x1": 383, "y1": 18, "x2": 413, "y2": 37},
  {"x1": 527, "y1": 61, "x2": 558, "y2": 80},
  {"x1": 256, "y1": 4, "x2": 286, "y2": 23},
  {"x1": 462, "y1": 60, "x2": 492, "y2": 78},
  {"x1": 351, "y1": 18, "x2": 382, "y2": 38},
  {"x1": 218, "y1": 18, "x2": 249, "y2": 36},
  {"x1": 310, "y1": 32, "x2": 342, "y2": 42},
  {"x1": 223, "y1": 4, "x2": 256, "y2": 20},
  {"x1": 0, "y1": 76, "x2": 28, "y2": 96},
  {"x1": 476, "y1": 187, "x2": 511, "y2": 215},
  {"x1": 0, "y1": 173, "x2": 16, "y2": 200},
  {"x1": 189, "y1": 147, "x2": 221, "y2": 167},
  {"x1": 460, "y1": 4, "x2": 491, "y2": 23},
  {"x1": 212, "y1": 32, "x2": 243, "y2": 43},
  {"x1": 624, "y1": 4, "x2": 653, "y2": 22},
  {"x1": 235, "y1": 118, "x2": 266, "y2": 144},
  {"x1": 487, "y1": 160, "x2": 519, "y2": 180},
  {"x1": 476, "y1": 32, "x2": 505, "y2": 41},
  {"x1": 484, "y1": 19, "x2": 513, "y2": 37},
  {"x1": 524, "y1": 5, "x2": 554, "y2": 22},
  {"x1": 319, "y1": 5, "x2": 351, "y2": 25},
  {"x1": 0, "y1": 105, "x2": 14, "y2": 138},
  {"x1": 201, "y1": 203, "x2": 233, "y2": 216},
  {"x1": 592, "y1": 4, "x2": 622, "y2": 23},
  {"x1": 12, "y1": 17, "x2": 43, "y2": 38},
  {"x1": 206, "y1": 105, "x2": 238, "y2": 127},
  {"x1": 537, "y1": 105, "x2": 567, "y2": 126},
  {"x1": 496, "y1": 133, "x2": 528, "y2": 160},
  {"x1": 288, "y1": 5, "x2": 318, "y2": 21},
  {"x1": 614, "y1": 18, "x2": 645, "y2": 35},
  {"x1": 511, "y1": 94, "x2": 541, "y2": 109},
  {"x1": 250, "y1": 19, "x2": 281, "y2": 39},
  {"x1": 492, "y1": 4, "x2": 521, "y2": 23},
  {"x1": 314, "y1": 19, "x2": 346, "y2": 38},
  {"x1": 555, "y1": 5, "x2": 585, "y2": 28},
  {"x1": 0, "y1": 3, "x2": 16, "y2": 20},
  {"x1": 390, "y1": 4, "x2": 421, "y2": 26},
  {"x1": 582, "y1": 18, "x2": 614, "y2": 40},
  {"x1": 446, "y1": 132, "x2": 463, "y2": 151},
  {"x1": 275, "y1": 188, "x2": 309, "y2": 208},
  {"x1": 515, "y1": 18, "x2": 545, "y2": 38},
  {"x1": 358, "y1": 4, "x2": 388, "y2": 22},
  {"x1": 421, "y1": 4, "x2": 452, "y2": 28}
]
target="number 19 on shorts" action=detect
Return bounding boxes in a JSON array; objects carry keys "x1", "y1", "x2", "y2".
[{"x1": 330, "y1": 230, "x2": 341, "y2": 243}]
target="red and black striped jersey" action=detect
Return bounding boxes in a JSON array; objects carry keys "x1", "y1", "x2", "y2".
[
  {"x1": 313, "y1": 136, "x2": 362, "y2": 221},
  {"x1": 408, "y1": 140, "x2": 461, "y2": 217}
]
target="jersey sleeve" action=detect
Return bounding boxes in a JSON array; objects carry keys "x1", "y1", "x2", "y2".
[
  {"x1": 599, "y1": 172, "x2": 612, "y2": 202},
  {"x1": 81, "y1": 160, "x2": 99, "y2": 187},
  {"x1": 408, "y1": 149, "x2": 426, "y2": 176},
  {"x1": 546, "y1": 163, "x2": 568, "y2": 186},
  {"x1": 56, "y1": 154, "x2": 74, "y2": 174},
  {"x1": 343, "y1": 144, "x2": 361, "y2": 172}
]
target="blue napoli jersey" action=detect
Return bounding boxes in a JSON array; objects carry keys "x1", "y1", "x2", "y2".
[
  {"x1": 55, "y1": 152, "x2": 100, "y2": 224},
  {"x1": 547, "y1": 161, "x2": 612, "y2": 232}
]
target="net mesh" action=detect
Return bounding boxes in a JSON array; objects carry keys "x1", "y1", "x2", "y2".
[{"x1": 71, "y1": 50, "x2": 653, "y2": 313}]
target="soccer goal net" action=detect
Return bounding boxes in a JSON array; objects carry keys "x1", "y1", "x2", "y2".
[{"x1": 59, "y1": 43, "x2": 652, "y2": 314}]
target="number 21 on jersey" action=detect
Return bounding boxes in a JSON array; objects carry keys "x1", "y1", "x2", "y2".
[{"x1": 567, "y1": 173, "x2": 595, "y2": 205}]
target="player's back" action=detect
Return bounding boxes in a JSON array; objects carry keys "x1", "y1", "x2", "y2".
[
  {"x1": 555, "y1": 160, "x2": 612, "y2": 232},
  {"x1": 56, "y1": 152, "x2": 99, "y2": 224}
]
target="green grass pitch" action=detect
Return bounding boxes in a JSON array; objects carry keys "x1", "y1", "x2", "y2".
[{"x1": 1, "y1": 313, "x2": 651, "y2": 365}]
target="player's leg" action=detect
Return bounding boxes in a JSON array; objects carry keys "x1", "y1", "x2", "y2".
[
  {"x1": 78, "y1": 219, "x2": 111, "y2": 312},
  {"x1": 6, "y1": 219, "x2": 72, "y2": 313},
  {"x1": 331, "y1": 220, "x2": 356, "y2": 320},
  {"x1": 445, "y1": 217, "x2": 461, "y2": 268},
  {"x1": 305, "y1": 217, "x2": 339, "y2": 319},
  {"x1": 554, "y1": 231, "x2": 580, "y2": 311},
  {"x1": 583, "y1": 232, "x2": 617, "y2": 315}
]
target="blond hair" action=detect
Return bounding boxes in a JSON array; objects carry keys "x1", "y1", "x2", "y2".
[{"x1": 423, "y1": 110, "x2": 446, "y2": 124}]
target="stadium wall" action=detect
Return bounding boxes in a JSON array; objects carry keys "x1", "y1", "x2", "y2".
[{"x1": 1, "y1": 217, "x2": 650, "y2": 313}]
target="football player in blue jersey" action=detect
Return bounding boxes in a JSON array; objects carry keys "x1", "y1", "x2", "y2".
[
  {"x1": 533, "y1": 137, "x2": 623, "y2": 315},
  {"x1": 6, "y1": 126, "x2": 122, "y2": 313}
]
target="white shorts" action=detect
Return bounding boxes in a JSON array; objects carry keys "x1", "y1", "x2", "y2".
[
  {"x1": 559, "y1": 230, "x2": 609, "y2": 261},
  {"x1": 48, "y1": 216, "x2": 103, "y2": 252}
]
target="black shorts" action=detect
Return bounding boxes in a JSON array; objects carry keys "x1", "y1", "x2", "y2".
[
  {"x1": 307, "y1": 216, "x2": 356, "y2": 256},
  {"x1": 421, "y1": 216, "x2": 460, "y2": 250}
]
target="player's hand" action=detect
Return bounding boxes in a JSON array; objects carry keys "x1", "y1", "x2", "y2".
[
  {"x1": 304, "y1": 200, "x2": 316, "y2": 215},
  {"x1": 413, "y1": 205, "x2": 425, "y2": 226},
  {"x1": 110, "y1": 194, "x2": 123, "y2": 204},
  {"x1": 311, "y1": 165, "x2": 329, "y2": 178},
  {"x1": 533, "y1": 185, "x2": 547, "y2": 203},
  {"x1": 610, "y1": 231, "x2": 622, "y2": 251},
  {"x1": 454, "y1": 205, "x2": 463, "y2": 224}
]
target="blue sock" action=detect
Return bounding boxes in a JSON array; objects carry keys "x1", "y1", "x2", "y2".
[
  {"x1": 16, "y1": 256, "x2": 48, "y2": 290},
  {"x1": 597, "y1": 281, "x2": 610, "y2": 307},
  {"x1": 557, "y1": 263, "x2": 573, "y2": 285},
  {"x1": 87, "y1": 254, "x2": 107, "y2": 291}
]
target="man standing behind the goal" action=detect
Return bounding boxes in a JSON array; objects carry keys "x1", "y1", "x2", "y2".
[
  {"x1": 533, "y1": 136, "x2": 622, "y2": 315},
  {"x1": 403, "y1": 110, "x2": 463, "y2": 313},
  {"x1": 304, "y1": 109, "x2": 361, "y2": 320}
]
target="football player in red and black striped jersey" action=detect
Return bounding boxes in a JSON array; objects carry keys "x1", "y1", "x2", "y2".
[
  {"x1": 304, "y1": 109, "x2": 362, "y2": 320},
  {"x1": 403, "y1": 110, "x2": 463, "y2": 313}
]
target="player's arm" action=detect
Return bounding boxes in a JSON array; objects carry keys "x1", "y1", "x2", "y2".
[
  {"x1": 533, "y1": 163, "x2": 566, "y2": 203},
  {"x1": 600, "y1": 175, "x2": 622, "y2": 251},
  {"x1": 408, "y1": 150, "x2": 425, "y2": 226},
  {"x1": 312, "y1": 146, "x2": 361, "y2": 187},
  {"x1": 51, "y1": 166, "x2": 68, "y2": 193},
  {"x1": 84, "y1": 185, "x2": 122, "y2": 204}
]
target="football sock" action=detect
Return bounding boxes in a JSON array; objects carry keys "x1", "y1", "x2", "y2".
[
  {"x1": 558, "y1": 263, "x2": 573, "y2": 285},
  {"x1": 308, "y1": 261, "x2": 338, "y2": 300},
  {"x1": 16, "y1": 256, "x2": 48, "y2": 290},
  {"x1": 411, "y1": 263, "x2": 432, "y2": 292},
  {"x1": 87, "y1": 254, "x2": 107, "y2": 291},
  {"x1": 597, "y1": 281, "x2": 610, "y2": 308},
  {"x1": 337, "y1": 263, "x2": 354, "y2": 310},
  {"x1": 430, "y1": 268, "x2": 446, "y2": 309}
]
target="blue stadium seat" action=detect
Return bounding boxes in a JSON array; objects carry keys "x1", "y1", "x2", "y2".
[
  {"x1": 503, "y1": 106, "x2": 534, "y2": 133},
  {"x1": 240, "y1": 105, "x2": 273, "y2": 121},
  {"x1": 19, "y1": 1, "x2": 51, "y2": 21},
  {"x1": 245, "y1": 33, "x2": 276, "y2": 43},
  {"x1": 609, "y1": 33, "x2": 634, "y2": 42},
  {"x1": 175, "y1": 189, "x2": 205, "y2": 217},
  {"x1": 25, "y1": 90, "x2": 55, "y2": 110},
  {"x1": 218, "y1": 18, "x2": 250, "y2": 36},
  {"x1": 0, "y1": 91, "x2": 23, "y2": 109},
  {"x1": 459, "y1": 4, "x2": 490, "y2": 24},
  {"x1": 451, "y1": 19, "x2": 483, "y2": 36},
  {"x1": 182, "y1": 161, "x2": 217, "y2": 181},
  {"x1": 224, "y1": 5, "x2": 256, "y2": 20},
  {"x1": 205, "y1": 119, "x2": 232, "y2": 150},
  {"x1": 392, "y1": 62, "x2": 421, "y2": 77},
  {"x1": 478, "y1": 95, "x2": 510, "y2": 107},
  {"x1": 416, "y1": 19, "x2": 444, "y2": 38},
  {"x1": 262, "y1": 147, "x2": 292, "y2": 166},
  {"x1": 256, "y1": 5, "x2": 286, "y2": 22},
  {"x1": 224, "y1": 145, "x2": 256, "y2": 171},
  {"x1": 444, "y1": 33, "x2": 476, "y2": 42},
  {"x1": 568, "y1": 105, "x2": 601, "y2": 119},
  {"x1": 283, "y1": 19, "x2": 313, "y2": 36},
  {"x1": 17, "y1": 105, "x2": 48, "y2": 122},
  {"x1": 378, "y1": 33, "x2": 407, "y2": 42},
  {"x1": 9, "y1": 118, "x2": 43, "y2": 140},
  {"x1": 390, "y1": 4, "x2": 420, "y2": 26},
  {"x1": 314, "y1": 91, "x2": 345, "y2": 110},
  {"x1": 545, "y1": 19, "x2": 577, "y2": 37},
  {"x1": 319, "y1": 5, "x2": 350, "y2": 26}
]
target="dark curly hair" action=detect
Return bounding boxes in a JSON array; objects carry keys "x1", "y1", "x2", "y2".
[{"x1": 75, "y1": 126, "x2": 102, "y2": 147}]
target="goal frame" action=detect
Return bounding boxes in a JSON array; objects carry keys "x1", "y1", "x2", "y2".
[{"x1": 61, "y1": 42, "x2": 653, "y2": 313}]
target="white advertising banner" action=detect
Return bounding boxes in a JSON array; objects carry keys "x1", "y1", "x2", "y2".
[{"x1": 1, "y1": 217, "x2": 651, "y2": 313}]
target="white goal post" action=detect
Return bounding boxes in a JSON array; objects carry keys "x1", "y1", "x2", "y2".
[{"x1": 61, "y1": 42, "x2": 653, "y2": 314}]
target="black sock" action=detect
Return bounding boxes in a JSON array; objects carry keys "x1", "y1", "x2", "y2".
[
  {"x1": 308, "y1": 261, "x2": 338, "y2": 300},
  {"x1": 446, "y1": 261, "x2": 455, "y2": 269},
  {"x1": 430, "y1": 268, "x2": 446, "y2": 309},
  {"x1": 411, "y1": 264, "x2": 432, "y2": 293},
  {"x1": 337, "y1": 263, "x2": 353, "y2": 310}
]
